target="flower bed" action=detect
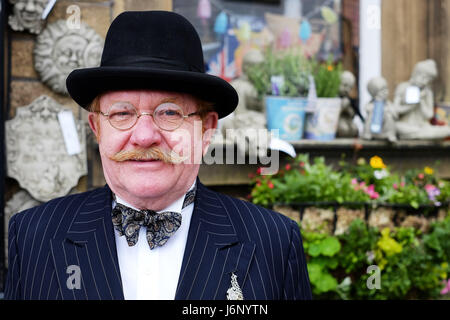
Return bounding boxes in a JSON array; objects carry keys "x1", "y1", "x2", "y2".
[
  {"x1": 302, "y1": 218, "x2": 450, "y2": 299},
  {"x1": 248, "y1": 154, "x2": 450, "y2": 299}
]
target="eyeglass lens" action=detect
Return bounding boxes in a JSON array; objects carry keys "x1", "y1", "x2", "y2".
[{"x1": 106, "y1": 102, "x2": 187, "y2": 131}]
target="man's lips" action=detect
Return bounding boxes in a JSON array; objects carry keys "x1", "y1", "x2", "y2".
[{"x1": 127, "y1": 159, "x2": 161, "y2": 162}]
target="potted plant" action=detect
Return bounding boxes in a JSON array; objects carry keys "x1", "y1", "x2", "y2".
[
  {"x1": 246, "y1": 47, "x2": 310, "y2": 141},
  {"x1": 304, "y1": 57, "x2": 343, "y2": 140}
]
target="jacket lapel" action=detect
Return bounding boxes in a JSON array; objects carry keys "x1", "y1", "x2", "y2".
[
  {"x1": 50, "y1": 186, "x2": 124, "y2": 300},
  {"x1": 175, "y1": 181, "x2": 255, "y2": 300}
]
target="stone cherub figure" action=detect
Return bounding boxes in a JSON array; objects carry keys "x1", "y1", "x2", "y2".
[
  {"x1": 362, "y1": 76, "x2": 398, "y2": 142},
  {"x1": 394, "y1": 59, "x2": 450, "y2": 140},
  {"x1": 221, "y1": 49, "x2": 269, "y2": 158},
  {"x1": 337, "y1": 71, "x2": 359, "y2": 137}
]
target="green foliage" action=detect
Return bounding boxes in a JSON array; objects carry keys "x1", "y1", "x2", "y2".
[
  {"x1": 310, "y1": 57, "x2": 343, "y2": 98},
  {"x1": 249, "y1": 174, "x2": 279, "y2": 207},
  {"x1": 303, "y1": 231, "x2": 341, "y2": 295},
  {"x1": 337, "y1": 219, "x2": 378, "y2": 273},
  {"x1": 246, "y1": 47, "x2": 310, "y2": 98},
  {"x1": 302, "y1": 217, "x2": 450, "y2": 299},
  {"x1": 423, "y1": 217, "x2": 450, "y2": 263},
  {"x1": 249, "y1": 153, "x2": 449, "y2": 209},
  {"x1": 386, "y1": 183, "x2": 429, "y2": 209},
  {"x1": 246, "y1": 49, "x2": 343, "y2": 99}
]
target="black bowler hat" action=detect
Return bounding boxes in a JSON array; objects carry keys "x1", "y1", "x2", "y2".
[{"x1": 66, "y1": 11, "x2": 238, "y2": 119}]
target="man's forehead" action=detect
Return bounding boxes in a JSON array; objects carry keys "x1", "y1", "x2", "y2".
[{"x1": 99, "y1": 90, "x2": 197, "y2": 106}]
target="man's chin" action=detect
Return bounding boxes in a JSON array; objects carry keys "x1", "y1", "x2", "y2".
[{"x1": 119, "y1": 180, "x2": 175, "y2": 200}]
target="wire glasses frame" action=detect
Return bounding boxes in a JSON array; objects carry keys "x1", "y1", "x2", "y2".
[{"x1": 96, "y1": 101, "x2": 200, "y2": 131}]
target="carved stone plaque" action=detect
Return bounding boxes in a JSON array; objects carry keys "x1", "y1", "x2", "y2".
[
  {"x1": 8, "y1": 0, "x2": 49, "y2": 34},
  {"x1": 34, "y1": 20, "x2": 104, "y2": 95},
  {"x1": 6, "y1": 95, "x2": 88, "y2": 202}
]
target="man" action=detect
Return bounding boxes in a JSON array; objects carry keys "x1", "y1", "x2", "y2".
[{"x1": 5, "y1": 11, "x2": 311, "y2": 300}]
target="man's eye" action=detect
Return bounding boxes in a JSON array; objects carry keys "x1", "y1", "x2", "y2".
[
  {"x1": 158, "y1": 109, "x2": 182, "y2": 117},
  {"x1": 165, "y1": 110, "x2": 181, "y2": 116},
  {"x1": 110, "y1": 111, "x2": 133, "y2": 118}
]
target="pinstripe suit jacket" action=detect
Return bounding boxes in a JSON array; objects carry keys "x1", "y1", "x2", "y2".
[{"x1": 5, "y1": 179, "x2": 311, "y2": 300}]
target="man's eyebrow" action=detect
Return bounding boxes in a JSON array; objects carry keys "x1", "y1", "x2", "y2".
[
  {"x1": 106, "y1": 97, "x2": 182, "y2": 108},
  {"x1": 160, "y1": 97, "x2": 179, "y2": 104}
]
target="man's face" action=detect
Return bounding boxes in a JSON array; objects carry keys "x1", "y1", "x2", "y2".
[{"x1": 88, "y1": 90, "x2": 218, "y2": 209}]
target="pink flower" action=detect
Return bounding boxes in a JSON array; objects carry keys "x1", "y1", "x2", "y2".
[
  {"x1": 364, "y1": 184, "x2": 379, "y2": 199},
  {"x1": 370, "y1": 192, "x2": 380, "y2": 200},
  {"x1": 268, "y1": 181, "x2": 274, "y2": 189},
  {"x1": 418, "y1": 173, "x2": 425, "y2": 179},
  {"x1": 400, "y1": 182, "x2": 405, "y2": 188},
  {"x1": 285, "y1": 164, "x2": 291, "y2": 171},
  {"x1": 351, "y1": 178, "x2": 358, "y2": 185},
  {"x1": 425, "y1": 184, "x2": 441, "y2": 203},
  {"x1": 441, "y1": 279, "x2": 450, "y2": 295},
  {"x1": 393, "y1": 183, "x2": 398, "y2": 190}
]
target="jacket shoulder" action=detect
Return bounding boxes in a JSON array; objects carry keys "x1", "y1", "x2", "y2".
[{"x1": 9, "y1": 187, "x2": 109, "y2": 240}]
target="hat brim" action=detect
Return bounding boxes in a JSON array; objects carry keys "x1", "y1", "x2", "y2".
[{"x1": 66, "y1": 66, "x2": 239, "y2": 119}]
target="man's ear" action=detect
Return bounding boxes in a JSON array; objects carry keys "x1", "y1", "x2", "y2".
[
  {"x1": 88, "y1": 112, "x2": 100, "y2": 142},
  {"x1": 201, "y1": 112, "x2": 218, "y2": 155}
]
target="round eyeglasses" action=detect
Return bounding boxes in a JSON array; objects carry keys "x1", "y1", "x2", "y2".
[{"x1": 97, "y1": 102, "x2": 200, "y2": 131}]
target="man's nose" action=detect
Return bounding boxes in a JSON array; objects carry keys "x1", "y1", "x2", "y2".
[{"x1": 129, "y1": 114, "x2": 162, "y2": 147}]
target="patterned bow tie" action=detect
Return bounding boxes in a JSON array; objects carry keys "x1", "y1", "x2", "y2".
[{"x1": 111, "y1": 186, "x2": 196, "y2": 249}]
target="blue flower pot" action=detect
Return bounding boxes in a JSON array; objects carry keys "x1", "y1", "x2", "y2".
[{"x1": 265, "y1": 96, "x2": 307, "y2": 141}]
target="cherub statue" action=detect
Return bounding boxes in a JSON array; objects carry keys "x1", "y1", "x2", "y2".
[
  {"x1": 362, "y1": 77, "x2": 398, "y2": 142},
  {"x1": 394, "y1": 59, "x2": 450, "y2": 140},
  {"x1": 336, "y1": 71, "x2": 359, "y2": 137},
  {"x1": 222, "y1": 49, "x2": 269, "y2": 158}
]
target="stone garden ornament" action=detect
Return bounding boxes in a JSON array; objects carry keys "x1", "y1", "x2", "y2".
[
  {"x1": 394, "y1": 59, "x2": 450, "y2": 140},
  {"x1": 336, "y1": 71, "x2": 359, "y2": 137},
  {"x1": 363, "y1": 76, "x2": 398, "y2": 142},
  {"x1": 8, "y1": 0, "x2": 49, "y2": 34},
  {"x1": 222, "y1": 49, "x2": 270, "y2": 158},
  {"x1": 5, "y1": 95, "x2": 87, "y2": 202},
  {"x1": 34, "y1": 20, "x2": 104, "y2": 95}
]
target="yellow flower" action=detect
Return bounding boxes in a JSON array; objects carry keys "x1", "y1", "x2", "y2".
[
  {"x1": 424, "y1": 166, "x2": 434, "y2": 175},
  {"x1": 377, "y1": 228, "x2": 402, "y2": 257},
  {"x1": 370, "y1": 156, "x2": 386, "y2": 169},
  {"x1": 379, "y1": 258, "x2": 388, "y2": 271}
]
